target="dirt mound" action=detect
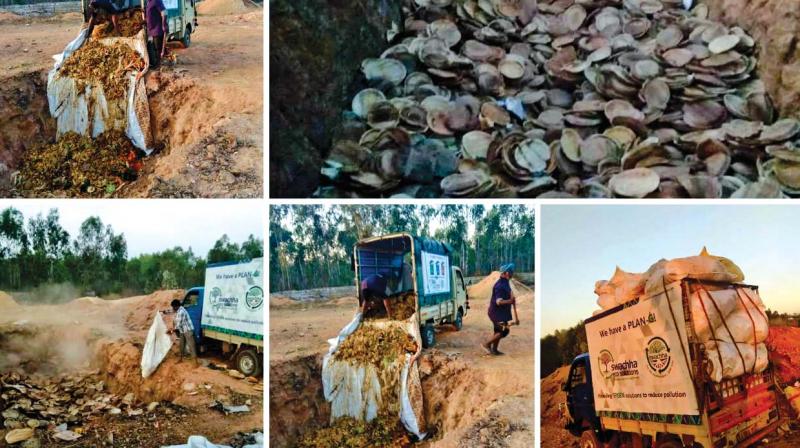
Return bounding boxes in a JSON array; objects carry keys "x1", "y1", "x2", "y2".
[
  {"x1": 197, "y1": 0, "x2": 247, "y2": 16},
  {"x1": 0, "y1": 11, "x2": 22, "y2": 23},
  {"x1": 767, "y1": 326, "x2": 800, "y2": 385},
  {"x1": 123, "y1": 290, "x2": 184, "y2": 333},
  {"x1": 467, "y1": 272, "x2": 534, "y2": 303},
  {"x1": 0, "y1": 291, "x2": 19, "y2": 309},
  {"x1": 540, "y1": 366, "x2": 579, "y2": 448},
  {"x1": 270, "y1": 295, "x2": 297, "y2": 307}
]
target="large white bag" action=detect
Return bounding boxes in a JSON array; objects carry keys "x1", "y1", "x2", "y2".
[
  {"x1": 705, "y1": 341, "x2": 768, "y2": 382},
  {"x1": 141, "y1": 312, "x2": 173, "y2": 378}
]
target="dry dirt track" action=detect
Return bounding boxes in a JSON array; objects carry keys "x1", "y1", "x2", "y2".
[
  {"x1": 0, "y1": 6, "x2": 263, "y2": 197},
  {"x1": 269, "y1": 273, "x2": 536, "y2": 447}
]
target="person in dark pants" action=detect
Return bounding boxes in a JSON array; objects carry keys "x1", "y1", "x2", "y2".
[
  {"x1": 144, "y1": 0, "x2": 168, "y2": 68},
  {"x1": 360, "y1": 273, "x2": 394, "y2": 318},
  {"x1": 86, "y1": 0, "x2": 124, "y2": 36},
  {"x1": 482, "y1": 263, "x2": 518, "y2": 356}
]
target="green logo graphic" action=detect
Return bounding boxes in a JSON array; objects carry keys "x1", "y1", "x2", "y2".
[
  {"x1": 245, "y1": 286, "x2": 264, "y2": 310},
  {"x1": 645, "y1": 336, "x2": 672, "y2": 377}
]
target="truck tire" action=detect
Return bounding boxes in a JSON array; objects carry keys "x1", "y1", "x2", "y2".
[
  {"x1": 454, "y1": 309, "x2": 463, "y2": 331},
  {"x1": 235, "y1": 349, "x2": 261, "y2": 377},
  {"x1": 655, "y1": 439, "x2": 682, "y2": 448},
  {"x1": 181, "y1": 26, "x2": 192, "y2": 48},
  {"x1": 580, "y1": 430, "x2": 602, "y2": 448},
  {"x1": 422, "y1": 323, "x2": 435, "y2": 348}
]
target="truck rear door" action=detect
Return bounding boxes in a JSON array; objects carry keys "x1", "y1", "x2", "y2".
[{"x1": 566, "y1": 356, "x2": 596, "y2": 429}]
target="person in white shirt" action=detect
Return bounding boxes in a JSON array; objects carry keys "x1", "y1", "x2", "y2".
[{"x1": 169, "y1": 299, "x2": 199, "y2": 365}]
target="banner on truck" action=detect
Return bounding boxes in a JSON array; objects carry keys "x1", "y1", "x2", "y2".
[
  {"x1": 586, "y1": 283, "x2": 698, "y2": 416},
  {"x1": 421, "y1": 251, "x2": 450, "y2": 295},
  {"x1": 201, "y1": 258, "x2": 264, "y2": 341}
]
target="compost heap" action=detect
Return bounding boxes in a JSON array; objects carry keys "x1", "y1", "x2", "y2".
[
  {"x1": 316, "y1": 0, "x2": 800, "y2": 199},
  {"x1": 31, "y1": 10, "x2": 152, "y2": 196},
  {"x1": 594, "y1": 247, "x2": 769, "y2": 383},
  {"x1": 304, "y1": 294, "x2": 425, "y2": 446}
]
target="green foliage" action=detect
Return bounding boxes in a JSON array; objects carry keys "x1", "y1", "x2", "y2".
[
  {"x1": 541, "y1": 321, "x2": 589, "y2": 378},
  {"x1": 268, "y1": 205, "x2": 535, "y2": 292},
  {"x1": 0, "y1": 207, "x2": 263, "y2": 299}
]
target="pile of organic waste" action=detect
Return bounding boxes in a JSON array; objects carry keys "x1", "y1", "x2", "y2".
[
  {"x1": 19, "y1": 131, "x2": 143, "y2": 197},
  {"x1": 59, "y1": 40, "x2": 145, "y2": 99},
  {"x1": 364, "y1": 292, "x2": 418, "y2": 321},
  {"x1": 297, "y1": 413, "x2": 411, "y2": 448},
  {"x1": 334, "y1": 325, "x2": 417, "y2": 367},
  {"x1": 316, "y1": 0, "x2": 799, "y2": 198},
  {"x1": 92, "y1": 9, "x2": 145, "y2": 38}
]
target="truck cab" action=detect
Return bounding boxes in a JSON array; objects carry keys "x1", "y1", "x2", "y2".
[
  {"x1": 354, "y1": 233, "x2": 469, "y2": 349},
  {"x1": 563, "y1": 353, "x2": 601, "y2": 438}
]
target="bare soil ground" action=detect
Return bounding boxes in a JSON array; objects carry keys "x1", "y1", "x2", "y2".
[
  {"x1": 0, "y1": 7, "x2": 262, "y2": 198},
  {"x1": 269, "y1": 273, "x2": 535, "y2": 447},
  {"x1": 0, "y1": 290, "x2": 263, "y2": 447}
]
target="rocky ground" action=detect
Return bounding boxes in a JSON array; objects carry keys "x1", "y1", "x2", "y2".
[{"x1": 269, "y1": 273, "x2": 535, "y2": 447}]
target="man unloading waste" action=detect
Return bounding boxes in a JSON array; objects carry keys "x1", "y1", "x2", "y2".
[
  {"x1": 482, "y1": 263, "x2": 519, "y2": 356},
  {"x1": 360, "y1": 273, "x2": 395, "y2": 318},
  {"x1": 144, "y1": 0, "x2": 168, "y2": 67}
]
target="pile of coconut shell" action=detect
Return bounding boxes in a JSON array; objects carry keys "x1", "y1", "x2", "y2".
[
  {"x1": 316, "y1": 0, "x2": 800, "y2": 198},
  {"x1": 1, "y1": 371, "x2": 165, "y2": 443},
  {"x1": 92, "y1": 9, "x2": 146, "y2": 39},
  {"x1": 297, "y1": 413, "x2": 411, "y2": 448},
  {"x1": 334, "y1": 325, "x2": 418, "y2": 367},
  {"x1": 59, "y1": 40, "x2": 146, "y2": 100}
]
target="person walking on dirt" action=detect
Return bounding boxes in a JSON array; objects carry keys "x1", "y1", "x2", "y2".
[
  {"x1": 144, "y1": 0, "x2": 168, "y2": 68},
  {"x1": 168, "y1": 299, "x2": 199, "y2": 365},
  {"x1": 360, "y1": 273, "x2": 394, "y2": 318},
  {"x1": 482, "y1": 263, "x2": 519, "y2": 356}
]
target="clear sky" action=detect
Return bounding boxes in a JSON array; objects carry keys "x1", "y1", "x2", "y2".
[
  {"x1": 1, "y1": 199, "x2": 263, "y2": 257},
  {"x1": 541, "y1": 204, "x2": 800, "y2": 336}
]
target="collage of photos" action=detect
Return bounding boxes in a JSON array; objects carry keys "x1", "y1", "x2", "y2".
[{"x1": 3, "y1": 0, "x2": 800, "y2": 446}]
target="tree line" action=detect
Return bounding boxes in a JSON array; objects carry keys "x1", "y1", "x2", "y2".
[
  {"x1": 0, "y1": 207, "x2": 263, "y2": 299},
  {"x1": 269, "y1": 205, "x2": 535, "y2": 292}
]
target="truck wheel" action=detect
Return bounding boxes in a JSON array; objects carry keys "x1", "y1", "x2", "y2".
[
  {"x1": 235, "y1": 349, "x2": 261, "y2": 377},
  {"x1": 422, "y1": 323, "x2": 435, "y2": 348},
  {"x1": 655, "y1": 439, "x2": 682, "y2": 448},
  {"x1": 580, "y1": 430, "x2": 601, "y2": 448},
  {"x1": 454, "y1": 309, "x2": 463, "y2": 331},
  {"x1": 181, "y1": 26, "x2": 192, "y2": 48}
]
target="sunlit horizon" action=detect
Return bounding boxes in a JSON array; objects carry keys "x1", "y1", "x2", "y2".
[{"x1": 541, "y1": 204, "x2": 800, "y2": 336}]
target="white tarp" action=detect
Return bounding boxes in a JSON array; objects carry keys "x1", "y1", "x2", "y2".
[
  {"x1": 201, "y1": 258, "x2": 264, "y2": 341},
  {"x1": 141, "y1": 312, "x2": 173, "y2": 378},
  {"x1": 586, "y1": 282, "x2": 700, "y2": 415},
  {"x1": 322, "y1": 312, "x2": 427, "y2": 439},
  {"x1": 47, "y1": 28, "x2": 154, "y2": 153},
  {"x1": 421, "y1": 251, "x2": 450, "y2": 295},
  {"x1": 161, "y1": 433, "x2": 263, "y2": 448}
]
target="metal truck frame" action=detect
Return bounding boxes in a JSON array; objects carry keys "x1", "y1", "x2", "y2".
[
  {"x1": 80, "y1": 0, "x2": 197, "y2": 47},
  {"x1": 562, "y1": 279, "x2": 786, "y2": 448},
  {"x1": 353, "y1": 233, "x2": 469, "y2": 349}
]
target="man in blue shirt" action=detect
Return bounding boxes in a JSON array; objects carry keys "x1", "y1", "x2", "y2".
[{"x1": 482, "y1": 263, "x2": 518, "y2": 356}]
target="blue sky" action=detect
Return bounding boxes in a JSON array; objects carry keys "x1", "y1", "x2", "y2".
[
  {"x1": 541, "y1": 204, "x2": 800, "y2": 336},
  {"x1": 1, "y1": 199, "x2": 263, "y2": 257}
]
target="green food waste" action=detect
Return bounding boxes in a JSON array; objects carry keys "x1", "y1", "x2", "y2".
[
  {"x1": 19, "y1": 131, "x2": 142, "y2": 197},
  {"x1": 59, "y1": 40, "x2": 145, "y2": 99},
  {"x1": 297, "y1": 414, "x2": 411, "y2": 448},
  {"x1": 334, "y1": 325, "x2": 417, "y2": 367}
]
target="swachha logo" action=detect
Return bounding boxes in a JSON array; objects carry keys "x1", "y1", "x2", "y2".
[
  {"x1": 210, "y1": 286, "x2": 238, "y2": 312},
  {"x1": 245, "y1": 286, "x2": 263, "y2": 310},
  {"x1": 645, "y1": 337, "x2": 672, "y2": 377}
]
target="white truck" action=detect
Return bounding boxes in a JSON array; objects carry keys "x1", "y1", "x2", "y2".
[
  {"x1": 182, "y1": 258, "x2": 264, "y2": 376},
  {"x1": 563, "y1": 278, "x2": 786, "y2": 448}
]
